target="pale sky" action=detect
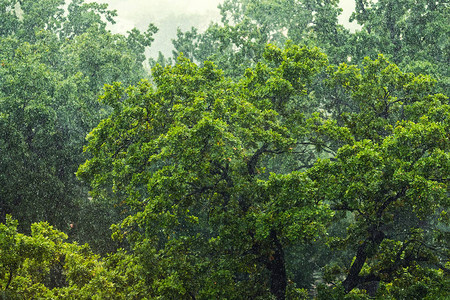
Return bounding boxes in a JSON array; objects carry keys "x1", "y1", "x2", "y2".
[{"x1": 87, "y1": 0, "x2": 360, "y2": 58}]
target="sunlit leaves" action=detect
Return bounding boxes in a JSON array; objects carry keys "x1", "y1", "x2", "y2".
[{"x1": 0, "y1": 216, "x2": 147, "y2": 299}]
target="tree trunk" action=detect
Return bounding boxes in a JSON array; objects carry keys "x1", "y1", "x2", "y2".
[
  {"x1": 266, "y1": 230, "x2": 287, "y2": 300},
  {"x1": 342, "y1": 226, "x2": 385, "y2": 293}
]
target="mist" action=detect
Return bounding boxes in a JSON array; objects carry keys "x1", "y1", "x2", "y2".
[{"x1": 87, "y1": 0, "x2": 360, "y2": 58}]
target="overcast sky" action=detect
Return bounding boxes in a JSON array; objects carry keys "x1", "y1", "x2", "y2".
[{"x1": 87, "y1": 0, "x2": 360, "y2": 58}]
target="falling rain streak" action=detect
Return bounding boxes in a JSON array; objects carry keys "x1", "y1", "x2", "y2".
[{"x1": 0, "y1": 0, "x2": 448, "y2": 299}]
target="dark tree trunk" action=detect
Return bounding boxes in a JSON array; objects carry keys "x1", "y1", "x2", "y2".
[
  {"x1": 342, "y1": 226, "x2": 385, "y2": 293},
  {"x1": 266, "y1": 230, "x2": 287, "y2": 300},
  {"x1": 342, "y1": 240, "x2": 370, "y2": 292}
]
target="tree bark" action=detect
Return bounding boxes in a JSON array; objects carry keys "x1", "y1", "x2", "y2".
[{"x1": 342, "y1": 226, "x2": 385, "y2": 293}]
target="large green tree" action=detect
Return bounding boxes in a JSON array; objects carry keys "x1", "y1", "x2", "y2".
[
  {"x1": 79, "y1": 44, "x2": 449, "y2": 298},
  {"x1": 311, "y1": 55, "x2": 450, "y2": 298},
  {"x1": 78, "y1": 44, "x2": 334, "y2": 299}
]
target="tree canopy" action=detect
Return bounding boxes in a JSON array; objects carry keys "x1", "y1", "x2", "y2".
[
  {"x1": 77, "y1": 44, "x2": 449, "y2": 298},
  {"x1": 0, "y1": 0, "x2": 156, "y2": 250},
  {"x1": 1, "y1": 0, "x2": 449, "y2": 299}
]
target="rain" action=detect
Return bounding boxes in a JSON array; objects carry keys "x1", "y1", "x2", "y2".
[{"x1": 0, "y1": 0, "x2": 448, "y2": 299}]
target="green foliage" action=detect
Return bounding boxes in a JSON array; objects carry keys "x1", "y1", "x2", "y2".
[
  {"x1": 311, "y1": 55, "x2": 449, "y2": 298},
  {"x1": 328, "y1": 54, "x2": 446, "y2": 142},
  {"x1": 78, "y1": 44, "x2": 335, "y2": 298},
  {"x1": 171, "y1": 0, "x2": 348, "y2": 77},
  {"x1": 0, "y1": 215, "x2": 147, "y2": 299},
  {"x1": 1, "y1": 1, "x2": 449, "y2": 299},
  {"x1": 349, "y1": 0, "x2": 449, "y2": 92},
  {"x1": 0, "y1": 0, "x2": 157, "y2": 252},
  {"x1": 77, "y1": 33, "x2": 450, "y2": 297}
]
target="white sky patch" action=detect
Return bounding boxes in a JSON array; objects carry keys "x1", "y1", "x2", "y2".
[
  {"x1": 339, "y1": 0, "x2": 361, "y2": 31},
  {"x1": 91, "y1": 0, "x2": 221, "y2": 31},
  {"x1": 106, "y1": 0, "x2": 220, "y2": 16}
]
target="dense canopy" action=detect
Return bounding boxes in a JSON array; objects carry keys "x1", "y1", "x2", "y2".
[{"x1": 1, "y1": 0, "x2": 449, "y2": 299}]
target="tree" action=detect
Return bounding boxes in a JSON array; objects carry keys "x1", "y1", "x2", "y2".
[
  {"x1": 311, "y1": 119, "x2": 449, "y2": 296},
  {"x1": 349, "y1": 0, "x2": 449, "y2": 93},
  {"x1": 79, "y1": 43, "x2": 449, "y2": 298},
  {"x1": 0, "y1": 215, "x2": 147, "y2": 299},
  {"x1": 171, "y1": 0, "x2": 349, "y2": 77},
  {"x1": 0, "y1": 40, "x2": 75, "y2": 229},
  {"x1": 78, "y1": 44, "x2": 333, "y2": 299},
  {"x1": 311, "y1": 55, "x2": 450, "y2": 298},
  {"x1": 0, "y1": 0, "x2": 157, "y2": 252}
]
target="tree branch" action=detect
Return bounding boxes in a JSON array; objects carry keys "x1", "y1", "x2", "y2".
[{"x1": 247, "y1": 143, "x2": 268, "y2": 176}]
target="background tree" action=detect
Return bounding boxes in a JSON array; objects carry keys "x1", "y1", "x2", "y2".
[
  {"x1": 0, "y1": 0, "x2": 157, "y2": 253},
  {"x1": 170, "y1": 0, "x2": 349, "y2": 77},
  {"x1": 349, "y1": 0, "x2": 449, "y2": 93}
]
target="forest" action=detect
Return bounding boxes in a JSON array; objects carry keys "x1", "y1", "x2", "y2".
[{"x1": 0, "y1": 0, "x2": 448, "y2": 299}]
